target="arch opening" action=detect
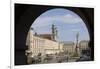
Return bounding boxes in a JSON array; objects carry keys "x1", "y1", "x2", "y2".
[{"x1": 25, "y1": 8, "x2": 91, "y2": 64}]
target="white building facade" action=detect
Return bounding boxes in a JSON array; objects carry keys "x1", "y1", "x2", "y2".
[{"x1": 26, "y1": 30, "x2": 63, "y2": 59}]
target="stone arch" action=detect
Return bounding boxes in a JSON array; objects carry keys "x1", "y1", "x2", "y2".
[{"x1": 15, "y1": 4, "x2": 94, "y2": 65}]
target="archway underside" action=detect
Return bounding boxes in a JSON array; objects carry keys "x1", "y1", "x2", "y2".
[{"x1": 15, "y1": 4, "x2": 94, "y2": 65}]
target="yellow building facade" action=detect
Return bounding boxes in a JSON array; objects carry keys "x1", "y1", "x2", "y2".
[
  {"x1": 62, "y1": 42, "x2": 75, "y2": 54},
  {"x1": 79, "y1": 40, "x2": 89, "y2": 51}
]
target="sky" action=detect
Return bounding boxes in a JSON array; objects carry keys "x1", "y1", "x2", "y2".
[{"x1": 31, "y1": 8, "x2": 90, "y2": 42}]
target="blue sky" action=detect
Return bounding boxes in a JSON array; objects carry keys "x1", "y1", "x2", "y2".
[{"x1": 31, "y1": 8, "x2": 90, "y2": 42}]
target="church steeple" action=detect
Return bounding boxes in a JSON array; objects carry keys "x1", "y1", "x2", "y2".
[{"x1": 51, "y1": 24, "x2": 58, "y2": 41}]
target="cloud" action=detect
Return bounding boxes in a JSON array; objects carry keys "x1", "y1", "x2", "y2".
[
  {"x1": 69, "y1": 29, "x2": 80, "y2": 32},
  {"x1": 32, "y1": 14, "x2": 83, "y2": 28},
  {"x1": 54, "y1": 14, "x2": 82, "y2": 24}
]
